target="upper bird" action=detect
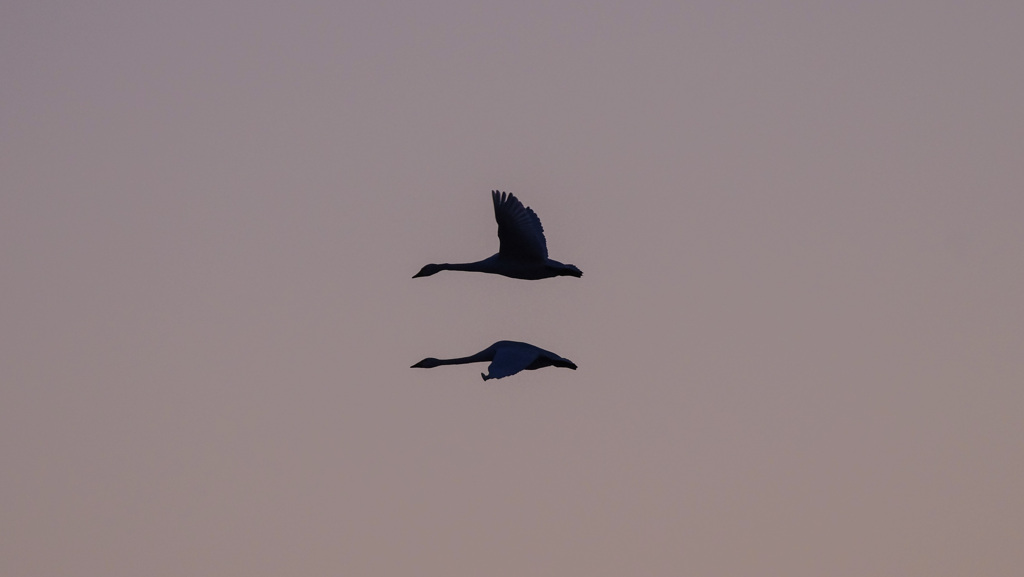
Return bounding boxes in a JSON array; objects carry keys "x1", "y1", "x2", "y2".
[
  {"x1": 411, "y1": 340, "x2": 577, "y2": 381},
  {"x1": 413, "y1": 190, "x2": 582, "y2": 280}
]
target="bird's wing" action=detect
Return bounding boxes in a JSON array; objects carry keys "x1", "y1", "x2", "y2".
[
  {"x1": 486, "y1": 345, "x2": 541, "y2": 380},
  {"x1": 492, "y1": 190, "x2": 548, "y2": 260}
]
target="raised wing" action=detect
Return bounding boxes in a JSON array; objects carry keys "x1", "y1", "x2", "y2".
[
  {"x1": 485, "y1": 344, "x2": 541, "y2": 380},
  {"x1": 492, "y1": 190, "x2": 548, "y2": 260}
]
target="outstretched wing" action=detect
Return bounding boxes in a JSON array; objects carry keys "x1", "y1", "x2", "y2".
[
  {"x1": 492, "y1": 190, "x2": 548, "y2": 260},
  {"x1": 486, "y1": 345, "x2": 541, "y2": 380}
]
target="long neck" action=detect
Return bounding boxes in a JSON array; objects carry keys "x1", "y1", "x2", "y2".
[
  {"x1": 442, "y1": 260, "x2": 492, "y2": 273},
  {"x1": 434, "y1": 349, "x2": 492, "y2": 366}
]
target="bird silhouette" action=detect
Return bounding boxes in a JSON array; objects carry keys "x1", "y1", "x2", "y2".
[
  {"x1": 413, "y1": 190, "x2": 582, "y2": 280},
  {"x1": 411, "y1": 340, "x2": 577, "y2": 380}
]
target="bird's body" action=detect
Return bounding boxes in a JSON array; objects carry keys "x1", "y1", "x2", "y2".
[
  {"x1": 411, "y1": 340, "x2": 577, "y2": 381},
  {"x1": 413, "y1": 190, "x2": 582, "y2": 280}
]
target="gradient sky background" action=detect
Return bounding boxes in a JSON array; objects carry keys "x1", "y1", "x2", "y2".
[{"x1": 3, "y1": 1, "x2": 1023, "y2": 575}]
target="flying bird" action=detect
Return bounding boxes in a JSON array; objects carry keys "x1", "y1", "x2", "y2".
[
  {"x1": 411, "y1": 340, "x2": 577, "y2": 381},
  {"x1": 413, "y1": 190, "x2": 582, "y2": 280}
]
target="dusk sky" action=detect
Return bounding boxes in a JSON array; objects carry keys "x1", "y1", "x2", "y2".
[{"x1": 3, "y1": 2, "x2": 1023, "y2": 575}]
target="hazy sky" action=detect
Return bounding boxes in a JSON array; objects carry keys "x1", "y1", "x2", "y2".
[{"x1": 3, "y1": 2, "x2": 1022, "y2": 575}]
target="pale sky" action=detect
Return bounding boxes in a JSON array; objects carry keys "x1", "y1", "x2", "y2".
[{"x1": 2, "y1": 2, "x2": 1023, "y2": 575}]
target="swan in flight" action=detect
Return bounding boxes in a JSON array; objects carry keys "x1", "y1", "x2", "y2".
[
  {"x1": 411, "y1": 340, "x2": 577, "y2": 381},
  {"x1": 413, "y1": 190, "x2": 582, "y2": 280}
]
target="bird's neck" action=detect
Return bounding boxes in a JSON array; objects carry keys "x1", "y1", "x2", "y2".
[
  {"x1": 444, "y1": 262, "x2": 483, "y2": 272},
  {"x1": 441, "y1": 260, "x2": 494, "y2": 273},
  {"x1": 434, "y1": 351, "x2": 491, "y2": 366}
]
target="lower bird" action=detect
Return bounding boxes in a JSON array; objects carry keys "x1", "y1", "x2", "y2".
[{"x1": 411, "y1": 340, "x2": 577, "y2": 381}]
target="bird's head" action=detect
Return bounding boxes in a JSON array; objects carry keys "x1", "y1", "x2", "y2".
[
  {"x1": 412, "y1": 263, "x2": 443, "y2": 278},
  {"x1": 411, "y1": 358, "x2": 442, "y2": 368}
]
